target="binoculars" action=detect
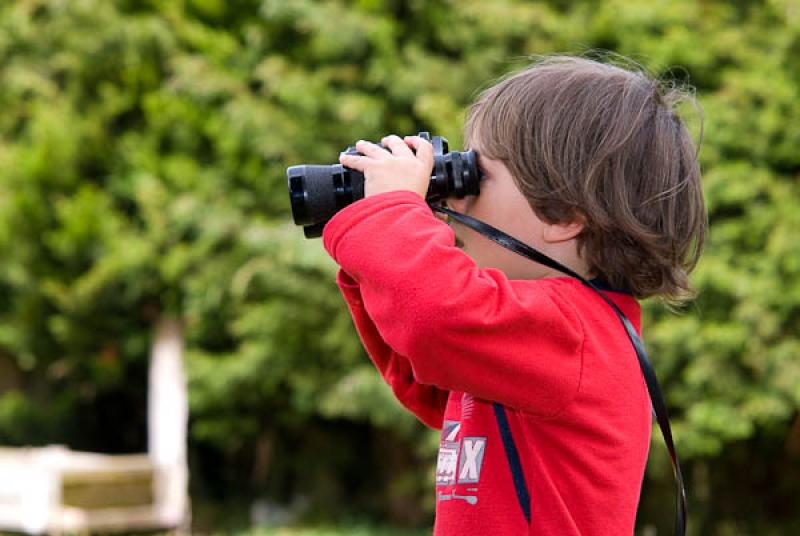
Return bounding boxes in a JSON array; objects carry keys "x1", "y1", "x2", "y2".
[{"x1": 287, "y1": 132, "x2": 482, "y2": 238}]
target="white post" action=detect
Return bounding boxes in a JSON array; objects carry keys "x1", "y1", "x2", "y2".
[{"x1": 148, "y1": 318, "x2": 189, "y2": 528}]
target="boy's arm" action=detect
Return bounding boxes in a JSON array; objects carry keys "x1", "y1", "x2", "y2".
[
  {"x1": 336, "y1": 269, "x2": 448, "y2": 429},
  {"x1": 324, "y1": 191, "x2": 585, "y2": 418}
]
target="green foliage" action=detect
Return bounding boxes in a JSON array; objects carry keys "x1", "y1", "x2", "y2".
[{"x1": 0, "y1": 0, "x2": 799, "y2": 534}]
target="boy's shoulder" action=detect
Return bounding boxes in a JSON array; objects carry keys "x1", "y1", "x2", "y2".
[
  {"x1": 526, "y1": 276, "x2": 635, "y2": 300},
  {"x1": 515, "y1": 276, "x2": 641, "y2": 328}
]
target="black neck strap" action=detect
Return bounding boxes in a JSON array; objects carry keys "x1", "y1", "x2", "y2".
[{"x1": 431, "y1": 204, "x2": 687, "y2": 536}]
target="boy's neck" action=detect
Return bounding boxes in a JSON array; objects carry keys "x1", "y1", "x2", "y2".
[{"x1": 538, "y1": 241, "x2": 593, "y2": 281}]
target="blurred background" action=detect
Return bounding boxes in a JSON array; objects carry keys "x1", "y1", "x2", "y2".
[{"x1": 0, "y1": 0, "x2": 799, "y2": 534}]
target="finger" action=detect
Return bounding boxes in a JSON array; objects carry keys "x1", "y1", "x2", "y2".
[
  {"x1": 381, "y1": 134, "x2": 414, "y2": 157},
  {"x1": 355, "y1": 140, "x2": 389, "y2": 160},
  {"x1": 405, "y1": 136, "x2": 434, "y2": 166},
  {"x1": 339, "y1": 153, "x2": 367, "y2": 171}
]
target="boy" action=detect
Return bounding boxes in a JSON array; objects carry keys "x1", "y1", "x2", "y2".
[{"x1": 324, "y1": 56, "x2": 705, "y2": 535}]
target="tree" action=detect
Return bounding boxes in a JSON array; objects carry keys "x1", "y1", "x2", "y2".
[{"x1": 0, "y1": 0, "x2": 798, "y2": 533}]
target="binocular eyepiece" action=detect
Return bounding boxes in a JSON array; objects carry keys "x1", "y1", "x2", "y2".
[{"x1": 287, "y1": 132, "x2": 482, "y2": 238}]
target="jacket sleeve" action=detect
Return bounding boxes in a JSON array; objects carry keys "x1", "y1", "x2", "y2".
[
  {"x1": 336, "y1": 269, "x2": 448, "y2": 429},
  {"x1": 323, "y1": 191, "x2": 585, "y2": 418}
]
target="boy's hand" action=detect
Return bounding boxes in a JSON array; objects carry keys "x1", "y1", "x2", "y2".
[{"x1": 339, "y1": 135, "x2": 434, "y2": 199}]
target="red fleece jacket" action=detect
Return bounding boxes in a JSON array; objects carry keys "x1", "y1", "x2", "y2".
[{"x1": 323, "y1": 191, "x2": 651, "y2": 535}]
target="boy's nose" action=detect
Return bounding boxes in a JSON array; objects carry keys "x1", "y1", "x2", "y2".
[{"x1": 445, "y1": 195, "x2": 473, "y2": 214}]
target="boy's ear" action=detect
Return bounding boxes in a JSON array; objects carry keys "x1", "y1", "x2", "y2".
[{"x1": 542, "y1": 214, "x2": 586, "y2": 243}]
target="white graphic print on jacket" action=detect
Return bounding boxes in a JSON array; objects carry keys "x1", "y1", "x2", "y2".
[{"x1": 435, "y1": 393, "x2": 487, "y2": 505}]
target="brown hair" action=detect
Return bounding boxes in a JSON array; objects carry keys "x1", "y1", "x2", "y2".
[{"x1": 464, "y1": 56, "x2": 706, "y2": 304}]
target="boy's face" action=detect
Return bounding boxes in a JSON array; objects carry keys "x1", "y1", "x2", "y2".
[{"x1": 445, "y1": 153, "x2": 586, "y2": 280}]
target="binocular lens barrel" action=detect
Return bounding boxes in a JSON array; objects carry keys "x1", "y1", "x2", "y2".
[{"x1": 287, "y1": 133, "x2": 482, "y2": 238}]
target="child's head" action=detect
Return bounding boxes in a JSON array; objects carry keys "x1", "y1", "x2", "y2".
[{"x1": 461, "y1": 55, "x2": 706, "y2": 303}]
